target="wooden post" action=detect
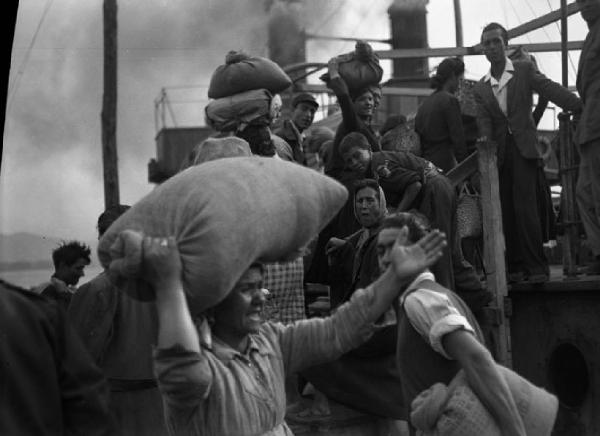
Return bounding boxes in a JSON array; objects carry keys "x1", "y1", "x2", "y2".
[
  {"x1": 560, "y1": 0, "x2": 569, "y2": 88},
  {"x1": 477, "y1": 140, "x2": 511, "y2": 367},
  {"x1": 559, "y1": 112, "x2": 580, "y2": 278},
  {"x1": 101, "y1": 0, "x2": 120, "y2": 209},
  {"x1": 453, "y1": 0, "x2": 464, "y2": 48}
]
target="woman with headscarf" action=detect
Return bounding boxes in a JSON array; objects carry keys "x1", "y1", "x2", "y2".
[
  {"x1": 326, "y1": 178, "x2": 388, "y2": 308},
  {"x1": 415, "y1": 57, "x2": 469, "y2": 173}
]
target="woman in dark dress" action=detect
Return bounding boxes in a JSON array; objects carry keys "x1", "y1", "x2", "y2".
[{"x1": 415, "y1": 57, "x2": 468, "y2": 173}]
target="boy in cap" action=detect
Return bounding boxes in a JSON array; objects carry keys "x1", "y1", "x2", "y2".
[{"x1": 273, "y1": 92, "x2": 319, "y2": 164}]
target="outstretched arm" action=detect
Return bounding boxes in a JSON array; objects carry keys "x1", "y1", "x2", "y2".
[
  {"x1": 277, "y1": 227, "x2": 447, "y2": 373},
  {"x1": 529, "y1": 63, "x2": 582, "y2": 113},
  {"x1": 443, "y1": 330, "x2": 526, "y2": 436}
]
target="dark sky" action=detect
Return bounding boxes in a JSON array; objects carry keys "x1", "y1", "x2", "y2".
[{"x1": 0, "y1": 0, "x2": 585, "y2": 253}]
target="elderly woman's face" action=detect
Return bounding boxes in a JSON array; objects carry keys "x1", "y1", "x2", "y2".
[
  {"x1": 355, "y1": 187, "x2": 383, "y2": 229},
  {"x1": 213, "y1": 267, "x2": 266, "y2": 337}
]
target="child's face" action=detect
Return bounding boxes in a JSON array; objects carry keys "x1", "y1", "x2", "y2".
[{"x1": 342, "y1": 146, "x2": 370, "y2": 174}]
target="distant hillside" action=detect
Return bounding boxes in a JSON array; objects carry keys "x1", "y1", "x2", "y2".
[{"x1": 0, "y1": 232, "x2": 98, "y2": 270}]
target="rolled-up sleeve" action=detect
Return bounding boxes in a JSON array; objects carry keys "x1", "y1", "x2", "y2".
[
  {"x1": 153, "y1": 344, "x2": 212, "y2": 409},
  {"x1": 274, "y1": 287, "x2": 376, "y2": 374},
  {"x1": 403, "y1": 289, "x2": 475, "y2": 359}
]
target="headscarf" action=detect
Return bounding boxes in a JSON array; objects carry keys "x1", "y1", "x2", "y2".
[{"x1": 351, "y1": 179, "x2": 387, "y2": 282}]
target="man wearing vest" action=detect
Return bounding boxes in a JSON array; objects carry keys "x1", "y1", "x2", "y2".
[{"x1": 378, "y1": 212, "x2": 526, "y2": 435}]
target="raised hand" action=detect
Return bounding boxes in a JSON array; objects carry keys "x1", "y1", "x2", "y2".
[
  {"x1": 389, "y1": 227, "x2": 446, "y2": 280},
  {"x1": 141, "y1": 236, "x2": 183, "y2": 292}
]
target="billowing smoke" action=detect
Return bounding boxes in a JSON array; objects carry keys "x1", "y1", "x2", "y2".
[{"x1": 1, "y1": 0, "x2": 390, "y2": 248}]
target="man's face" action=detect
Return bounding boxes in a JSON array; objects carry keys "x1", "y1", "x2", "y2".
[
  {"x1": 214, "y1": 267, "x2": 266, "y2": 337},
  {"x1": 376, "y1": 227, "x2": 404, "y2": 272},
  {"x1": 353, "y1": 91, "x2": 374, "y2": 118},
  {"x1": 481, "y1": 28, "x2": 507, "y2": 65},
  {"x1": 578, "y1": 0, "x2": 600, "y2": 23},
  {"x1": 355, "y1": 187, "x2": 383, "y2": 229},
  {"x1": 58, "y1": 258, "x2": 88, "y2": 286},
  {"x1": 342, "y1": 146, "x2": 371, "y2": 174},
  {"x1": 291, "y1": 102, "x2": 317, "y2": 131}
]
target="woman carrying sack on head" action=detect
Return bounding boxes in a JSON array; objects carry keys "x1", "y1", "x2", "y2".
[{"x1": 141, "y1": 227, "x2": 446, "y2": 436}]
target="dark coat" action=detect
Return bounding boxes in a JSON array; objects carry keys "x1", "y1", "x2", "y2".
[
  {"x1": 0, "y1": 281, "x2": 113, "y2": 436},
  {"x1": 576, "y1": 19, "x2": 600, "y2": 146},
  {"x1": 473, "y1": 60, "x2": 582, "y2": 161}
]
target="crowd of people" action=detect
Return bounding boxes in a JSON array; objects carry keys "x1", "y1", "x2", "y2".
[{"x1": 2, "y1": 2, "x2": 600, "y2": 435}]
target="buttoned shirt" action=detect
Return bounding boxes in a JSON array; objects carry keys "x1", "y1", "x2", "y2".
[
  {"x1": 153, "y1": 286, "x2": 376, "y2": 436},
  {"x1": 400, "y1": 271, "x2": 475, "y2": 359},
  {"x1": 484, "y1": 58, "x2": 515, "y2": 116}
]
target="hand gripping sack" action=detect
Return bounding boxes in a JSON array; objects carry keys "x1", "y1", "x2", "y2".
[
  {"x1": 98, "y1": 157, "x2": 348, "y2": 313},
  {"x1": 208, "y1": 51, "x2": 292, "y2": 99},
  {"x1": 320, "y1": 41, "x2": 383, "y2": 91},
  {"x1": 205, "y1": 89, "x2": 273, "y2": 132}
]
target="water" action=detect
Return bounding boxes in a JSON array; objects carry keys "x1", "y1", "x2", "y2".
[{"x1": 1, "y1": 265, "x2": 105, "y2": 290}]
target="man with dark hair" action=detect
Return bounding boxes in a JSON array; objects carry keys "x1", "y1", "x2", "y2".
[
  {"x1": 473, "y1": 22, "x2": 582, "y2": 283},
  {"x1": 379, "y1": 212, "x2": 526, "y2": 435},
  {"x1": 575, "y1": 0, "x2": 600, "y2": 274},
  {"x1": 273, "y1": 92, "x2": 319, "y2": 165},
  {"x1": 68, "y1": 205, "x2": 168, "y2": 436},
  {"x1": 34, "y1": 240, "x2": 91, "y2": 309}
]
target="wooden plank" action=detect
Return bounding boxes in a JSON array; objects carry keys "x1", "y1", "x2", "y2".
[
  {"x1": 477, "y1": 140, "x2": 511, "y2": 367},
  {"x1": 508, "y1": 0, "x2": 582, "y2": 40},
  {"x1": 374, "y1": 40, "x2": 584, "y2": 60},
  {"x1": 445, "y1": 151, "x2": 478, "y2": 187}
]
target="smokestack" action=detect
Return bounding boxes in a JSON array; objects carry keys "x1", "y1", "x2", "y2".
[
  {"x1": 267, "y1": 0, "x2": 307, "y2": 123},
  {"x1": 267, "y1": 0, "x2": 306, "y2": 73},
  {"x1": 387, "y1": 0, "x2": 429, "y2": 86}
]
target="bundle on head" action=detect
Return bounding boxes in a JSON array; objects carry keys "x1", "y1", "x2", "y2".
[
  {"x1": 208, "y1": 50, "x2": 292, "y2": 99},
  {"x1": 319, "y1": 40, "x2": 383, "y2": 92}
]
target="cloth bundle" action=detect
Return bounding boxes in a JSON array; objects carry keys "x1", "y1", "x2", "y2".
[
  {"x1": 207, "y1": 51, "x2": 291, "y2": 99},
  {"x1": 97, "y1": 157, "x2": 348, "y2": 313},
  {"x1": 205, "y1": 51, "x2": 292, "y2": 132},
  {"x1": 205, "y1": 89, "x2": 275, "y2": 132},
  {"x1": 411, "y1": 366, "x2": 558, "y2": 436},
  {"x1": 320, "y1": 41, "x2": 383, "y2": 91}
]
